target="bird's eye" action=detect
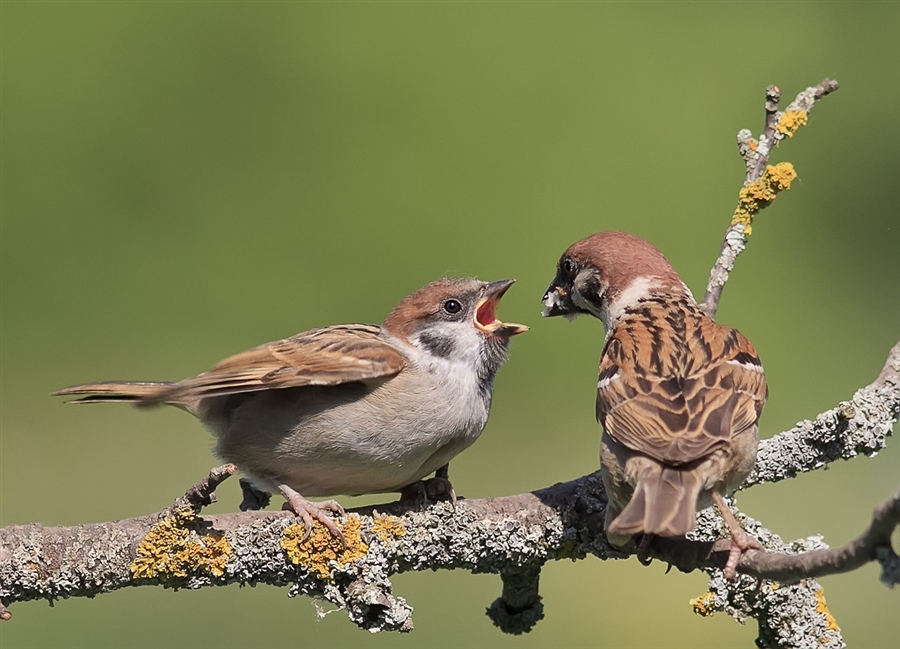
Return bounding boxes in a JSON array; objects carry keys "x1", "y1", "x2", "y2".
[
  {"x1": 561, "y1": 258, "x2": 574, "y2": 276},
  {"x1": 442, "y1": 299, "x2": 462, "y2": 314}
]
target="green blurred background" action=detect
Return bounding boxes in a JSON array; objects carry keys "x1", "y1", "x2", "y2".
[{"x1": 2, "y1": 2, "x2": 898, "y2": 647}]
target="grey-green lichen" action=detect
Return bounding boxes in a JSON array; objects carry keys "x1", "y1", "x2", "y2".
[
  {"x1": 688, "y1": 504, "x2": 845, "y2": 648},
  {"x1": 747, "y1": 375, "x2": 899, "y2": 487}
]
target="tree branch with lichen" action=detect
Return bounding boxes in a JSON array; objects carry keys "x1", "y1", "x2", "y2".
[
  {"x1": 0, "y1": 341, "x2": 896, "y2": 644},
  {"x1": 1, "y1": 79, "x2": 895, "y2": 649},
  {"x1": 700, "y1": 78, "x2": 839, "y2": 320}
]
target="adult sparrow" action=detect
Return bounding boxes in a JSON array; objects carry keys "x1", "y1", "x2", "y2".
[
  {"x1": 542, "y1": 232, "x2": 766, "y2": 578},
  {"x1": 55, "y1": 278, "x2": 528, "y2": 541}
]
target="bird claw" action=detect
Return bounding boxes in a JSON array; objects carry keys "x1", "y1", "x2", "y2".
[
  {"x1": 399, "y1": 466, "x2": 457, "y2": 509},
  {"x1": 712, "y1": 492, "x2": 763, "y2": 580},
  {"x1": 398, "y1": 478, "x2": 456, "y2": 507},
  {"x1": 723, "y1": 528, "x2": 764, "y2": 581},
  {"x1": 277, "y1": 484, "x2": 346, "y2": 548},
  {"x1": 428, "y1": 464, "x2": 458, "y2": 506},
  {"x1": 423, "y1": 475, "x2": 458, "y2": 506}
]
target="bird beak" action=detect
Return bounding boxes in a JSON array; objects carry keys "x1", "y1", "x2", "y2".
[
  {"x1": 475, "y1": 279, "x2": 529, "y2": 337},
  {"x1": 541, "y1": 277, "x2": 575, "y2": 318}
]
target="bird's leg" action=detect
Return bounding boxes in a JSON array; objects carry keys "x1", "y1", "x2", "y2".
[
  {"x1": 238, "y1": 478, "x2": 272, "y2": 511},
  {"x1": 711, "y1": 492, "x2": 763, "y2": 580},
  {"x1": 277, "y1": 483, "x2": 346, "y2": 547}
]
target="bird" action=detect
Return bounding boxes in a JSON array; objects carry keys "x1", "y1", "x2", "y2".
[
  {"x1": 54, "y1": 277, "x2": 528, "y2": 542},
  {"x1": 541, "y1": 231, "x2": 766, "y2": 578}
]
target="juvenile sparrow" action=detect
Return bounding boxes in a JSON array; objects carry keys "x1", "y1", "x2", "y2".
[
  {"x1": 542, "y1": 232, "x2": 766, "y2": 578},
  {"x1": 55, "y1": 278, "x2": 528, "y2": 541}
]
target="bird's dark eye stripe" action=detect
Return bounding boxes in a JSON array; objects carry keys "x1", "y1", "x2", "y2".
[{"x1": 443, "y1": 299, "x2": 462, "y2": 314}]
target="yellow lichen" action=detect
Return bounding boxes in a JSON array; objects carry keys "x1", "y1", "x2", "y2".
[
  {"x1": 372, "y1": 514, "x2": 407, "y2": 544},
  {"x1": 748, "y1": 138, "x2": 758, "y2": 151},
  {"x1": 768, "y1": 162, "x2": 798, "y2": 190},
  {"x1": 777, "y1": 109, "x2": 808, "y2": 138},
  {"x1": 281, "y1": 514, "x2": 368, "y2": 581},
  {"x1": 815, "y1": 586, "x2": 841, "y2": 632},
  {"x1": 690, "y1": 591, "x2": 717, "y2": 617},
  {"x1": 130, "y1": 508, "x2": 231, "y2": 580},
  {"x1": 731, "y1": 162, "x2": 798, "y2": 233}
]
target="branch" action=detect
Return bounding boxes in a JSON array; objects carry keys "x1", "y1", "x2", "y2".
[
  {"x1": 1, "y1": 341, "x2": 896, "y2": 642},
  {"x1": 700, "y1": 78, "x2": 839, "y2": 319},
  {"x1": 658, "y1": 492, "x2": 898, "y2": 649},
  {"x1": 749, "y1": 340, "x2": 900, "y2": 487},
  {"x1": 698, "y1": 489, "x2": 900, "y2": 586}
]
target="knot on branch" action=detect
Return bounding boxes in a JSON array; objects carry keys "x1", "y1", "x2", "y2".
[{"x1": 486, "y1": 564, "x2": 545, "y2": 634}]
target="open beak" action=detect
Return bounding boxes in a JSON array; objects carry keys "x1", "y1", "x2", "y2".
[
  {"x1": 541, "y1": 278, "x2": 575, "y2": 318},
  {"x1": 474, "y1": 279, "x2": 529, "y2": 337}
]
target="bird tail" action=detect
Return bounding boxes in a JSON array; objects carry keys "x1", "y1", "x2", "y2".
[
  {"x1": 607, "y1": 465, "x2": 702, "y2": 539},
  {"x1": 52, "y1": 381, "x2": 175, "y2": 406}
]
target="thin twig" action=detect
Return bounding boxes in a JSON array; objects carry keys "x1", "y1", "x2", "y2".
[
  {"x1": 649, "y1": 489, "x2": 900, "y2": 584},
  {"x1": 700, "y1": 79, "x2": 839, "y2": 319},
  {"x1": 172, "y1": 463, "x2": 236, "y2": 512},
  {"x1": 747, "y1": 83, "x2": 782, "y2": 183}
]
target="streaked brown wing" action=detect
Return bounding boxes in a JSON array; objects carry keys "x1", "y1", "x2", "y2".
[
  {"x1": 149, "y1": 324, "x2": 407, "y2": 403},
  {"x1": 596, "y1": 319, "x2": 766, "y2": 466}
]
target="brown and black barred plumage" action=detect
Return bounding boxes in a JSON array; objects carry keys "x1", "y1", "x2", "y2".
[{"x1": 542, "y1": 231, "x2": 766, "y2": 578}]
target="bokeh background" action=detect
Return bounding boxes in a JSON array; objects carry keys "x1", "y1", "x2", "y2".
[{"x1": 2, "y1": 3, "x2": 898, "y2": 648}]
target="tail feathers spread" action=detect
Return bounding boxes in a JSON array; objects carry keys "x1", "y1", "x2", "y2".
[
  {"x1": 608, "y1": 465, "x2": 702, "y2": 538},
  {"x1": 52, "y1": 381, "x2": 175, "y2": 405}
]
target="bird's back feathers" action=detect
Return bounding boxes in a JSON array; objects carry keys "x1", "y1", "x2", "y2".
[{"x1": 596, "y1": 296, "x2": 766, "y2": 466}]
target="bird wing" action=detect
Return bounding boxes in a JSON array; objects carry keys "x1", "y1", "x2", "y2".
[
  {"x1": 596, "y1": 313, "x2": 767, "y2": 466},
  {"x1": 147, "y1": 324, "x2": 407, "y2": 404}
]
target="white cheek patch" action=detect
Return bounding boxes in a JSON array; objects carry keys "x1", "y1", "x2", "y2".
[
  {"x1": 412, "y1": 322, "x2": 480, "y2": 362},
  {"x1": 604, "y1": 276, "x2": 660, "y2": 326}
]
